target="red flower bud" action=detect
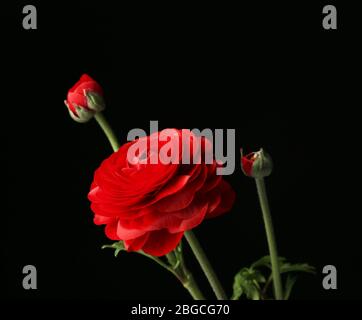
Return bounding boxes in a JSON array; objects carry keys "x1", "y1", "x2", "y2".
[
  {"x1": 64, "y1": 74, "x2": 105, "y2": 123},
  {"x1": 241, "y1": 148, "x2": 273, "y2": 178}
]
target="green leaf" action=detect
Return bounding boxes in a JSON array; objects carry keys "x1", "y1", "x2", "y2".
[
  {"x1": 284, "y1": 274, "x2": 298, "y2": 300},
  {"x1": 102, "y1": 241, "x2": 126, "y2": 257},
  {"x1": 231, "y1": 268, "x2": 266, "y2": 300},
  {"x1": 251, "y1": 256, "x2": 315, "y2": 275},
  {"x1": 251, "y1": 255, "x2": 286, "y2": 269},
  {"x1": 248, "y1": 255, "x2": 315, "y2": 300},
  {"x1": 280, "y1": 263, "x2": 316, "y2": 275}
]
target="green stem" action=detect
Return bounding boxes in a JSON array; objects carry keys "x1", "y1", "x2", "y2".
[
  {"x1": 94, "y1": 113, "x2": 120, "y2": 152},
  {"x1": 184, "y1": 230, "x2": 227, "y2": 300},
  {"x1": 261, "y1": 274, "x2": 273, "y2": 299},
  {"x1": 173, "y1": 247, "x2": 206, "y2": 300},
  {"x1": 183, "y1": 271, "x2": 205, "y2": 300},
  {"x1": 139, "y1": 252, "x2": 181, "y2": 281},
  {"x1": 140, "y1": 251, "x2": 205, "y2": 300},
  {"x1": 255, "y1": 178, "x2": 283, "y2": 300}
]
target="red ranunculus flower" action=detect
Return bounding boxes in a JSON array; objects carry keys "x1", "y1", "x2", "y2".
[
  {"x1": 88, "y1": 129, "x2": 235, "y2": 256},
  {"x1": 64, "y1": 74, "x2": 105, "y2": 123}
]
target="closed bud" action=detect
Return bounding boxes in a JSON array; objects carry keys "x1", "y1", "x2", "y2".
[
  {"x1": 65, "y1": 74, "x2": 104, "y2": 123},
  {"x1": 241, "y1": 148, "x2": 273, "y2": 178}
]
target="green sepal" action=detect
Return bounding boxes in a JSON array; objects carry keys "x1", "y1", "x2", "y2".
[{"x1": 102, "y1": 241, "x2": 126, "y2": 257}]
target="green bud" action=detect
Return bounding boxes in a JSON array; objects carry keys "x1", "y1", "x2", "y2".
[{"x1": 241, "y1": 148, "x2": 273, "y2": 178}]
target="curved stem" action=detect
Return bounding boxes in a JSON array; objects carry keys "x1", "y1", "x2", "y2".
[
  {"x1": 94, "y1": 113, "x2": 120, "y2": 152},
  {"x1": 255, "y1": 178, "x2": 283, "y2": 300},
  {"x1": 140, "y1": 251, "x2": 205, "y2": 300},
  {"x1": 174, "y1": 246, "x2": 206, "y2": 300},
  {"x1": 184, "y1": 230, "x2": 227, "y2": 300}
]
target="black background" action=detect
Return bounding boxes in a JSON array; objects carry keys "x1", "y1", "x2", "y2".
[{"x1": 4, "y1": 1, "x2": 361, "y2": 302}]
